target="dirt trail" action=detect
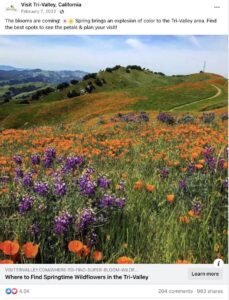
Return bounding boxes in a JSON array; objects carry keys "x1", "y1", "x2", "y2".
[{"x1": 170, "y1": 85, "x2": 222, "y2": 111}]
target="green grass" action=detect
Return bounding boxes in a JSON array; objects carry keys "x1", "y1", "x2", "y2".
[
  {"x1": 0, "y1": 118, "x2": 227, "y2": 263},
  {"x1": 0, "y1": 82, "x2": 47, "y2": 99},
  {"x1": 0, "y1": 68, "x2": 227, "y2": 129}
]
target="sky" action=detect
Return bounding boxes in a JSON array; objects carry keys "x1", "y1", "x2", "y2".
[{"x1": 0, "y1": 35, "x2": 227, "y2": 76}]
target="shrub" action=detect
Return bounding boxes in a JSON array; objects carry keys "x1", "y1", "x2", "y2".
[
  {"x1": 112, "y1": 112, "x2": 149, "y2": 123},
  {"x1": 94, "y1": 78, "x2": 103, "y2": 87},
  {"x1": 154, "y1": 72, "x2": 165, "y2": 76},
  {"x1": 178, "y1": 115, "x2": 196, "y2": 124},
  {"x1": 42, "y1": 87, "x2": 55, "y2": 95},
  {"x1": 105, "y1": 67, "x2": 113, "y2": 73},
  {"x1": 85, "y1": 82, "x2": 95, "y2": 93},
  {"x1": 19, "y1": 100, "x2": 30, "y2": 104},
  {"x1": 83, "y1": 73, "x2": 97, "y2": 80},
  {"x1": 70, "y1": 79, "x2": 79, "y2": 85},
  {"x1": 31, "y1": 87, "x2": 55, "y2": 101},
  {"x1": 57, "y1": 82, "x2": 69, "y2": 90},
  {"x1": 67, "y1": 90, "x2": 80, "y2": 98},
  {"x1": 157, "y1": 113, "x2": 176, "y2": 125},
  {"x1": 126, "y1": 65, "x2": 143, "y2": 71},
  {"x1": 221, "y1": 113, "x2": 228, "y2": 122},
  {"x1": 112, "y1": 65, "x2": 121, "y2": 71},
  {"x1": 201, "y1": 113, "x2": 215, "y2": 124}
]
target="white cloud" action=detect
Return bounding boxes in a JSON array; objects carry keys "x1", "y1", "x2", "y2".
[{"x1": 125, "y1": 38, "x2": 145, "y2": 49}]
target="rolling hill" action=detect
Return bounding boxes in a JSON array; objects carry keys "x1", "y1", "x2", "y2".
[{"x1": 0, "y1": 66, "x2": 227, "y2": 129}]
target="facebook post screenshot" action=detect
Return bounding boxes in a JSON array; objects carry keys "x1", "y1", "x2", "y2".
[{"x1": 0, "y1": 0, "x2": 228, "y2": 299}]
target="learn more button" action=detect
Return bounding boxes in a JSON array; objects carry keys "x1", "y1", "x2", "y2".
[{"x1": 188, "y1": 269, "x2": 223, "y2": 280}]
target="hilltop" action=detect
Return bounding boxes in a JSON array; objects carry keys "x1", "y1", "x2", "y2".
[{"x1": 0, "y1": 65, "x2": 227, "y2": 128}]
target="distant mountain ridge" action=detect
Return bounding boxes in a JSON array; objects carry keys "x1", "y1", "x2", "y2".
[
  {"x1": 0, "y1": 65, "x2": 26, "y2": 71},
  {"x1": 0, "y1": 65, "x2": 88, "y2": 84}
]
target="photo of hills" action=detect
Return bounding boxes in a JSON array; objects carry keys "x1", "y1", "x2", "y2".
[{"x1": 0, "y1": 35, "x2": 228, "y2": 264}]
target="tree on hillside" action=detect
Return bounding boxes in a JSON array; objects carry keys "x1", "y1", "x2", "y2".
[
  {"x1": 57, "y1": 82, "x2": 69, "y2": 90},
  {"x1": 67, "y1": 90, "x2": 80, "y2": 98},
  {"x1": 70, "y1": 79, "x2": 79, "y2": 85},
  {"x1": 126, "y1": 65, "x2": 143, "y2": 71},
  {"x1": 83, "y1": 73, "x2": 97, "y2": 80},
  {"x1": 85, "y1": 82, "x2": 95, "y2": 93}
]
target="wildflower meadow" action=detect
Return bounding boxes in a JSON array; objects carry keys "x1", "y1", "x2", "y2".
[{"x1": 0, "y1": 111, "x2": 228, "y2": 264}]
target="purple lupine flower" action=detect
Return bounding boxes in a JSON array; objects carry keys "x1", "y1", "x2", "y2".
[
  {"x1": 218, "y1": 157, "x2": 225, "y2": 170},
  {"x1": 191, "y1": 203, "x2": 202, "y2": 216},
  {"x1": 117, "y1": 181, "x2": 126, "y2": 192},
  {"x1": 160, "y1": 168, "x2": 169, "y2": 179},
  {"x1": 86, "y1": 232, "x2": 98, "y2": 247},
  {"x1": 203, "y1": 147, "x2": 214, "y2": 159},
  {"x1": 203, "y1": 147, "x2": 216, "y2": 171},
  {"x1": 114, "y1": 112, "x2": 149, "y2": 123},
  {"x1": 64, "y1": 156, "x2": 84, "y2": 172},
  {"x1": 188, "y1": 163, "x2": 195, "y2": 174},
  {"x1": 54, "y1": 180, "x2": 67, "y2": 196},
  {"x1": 54, "y1": 211, "x2": 71, "y2": 235},
  {"x1": 100, "y1": 194, "x2": 114, "y2": 208},
  {"x1": 13, "y1": 155, "x2": 22, "y2": 165},
  {"x1": 97, "y1": 176, "x2": 111, "y2": 189},
  {"x1": 31, "y1": 223, "x2": 40, "y2": 235},
  {"x1": 0, "y1": 174, "x2": 9, "y2": 184},
  {"x1": 23, "y1": 172, "x2": 33, "y2": 187},
  {"x1": 78, "y1": 173, "x2": 97, "y2": 196},
  {"x1": 43, "y1": 155, "x2": 53, "y2": 168},
  {"x1": 224, "y1": 179, "x2": 228, "y2": 189},
  {"x1": 77, "y1": 208, "x2": 95, "y2": 231},
  {"x1": 206, "y1": 157, "x2": 216, "y2": 171},
  {"x1": 19, "y1": 196, "x2": 33, "y2": 214},
  {"x1": 157, "y1": 113, "x2": 175, "y2": 125},
  {"x1": 57, "y1": 156, "x2": 65, "y2": 164},
  {"x1": 45, "y1": 148, "x2": 56, "y2": 158},
  {"x1": 31, "y1": 154, "x2": 40, "y2": 165},
  {"x1": 43, "y1": 148, "x2": 56, "y2": 168},
  {"x1": 114, "y1": 197, "x2": 126, "y2": 208},
  {"x1": 34, "y1": 182, "x2": 49, "y2": 196},
  {"x1": 15, "y1": 168, "x2": 23, "y2": 179},
  {"x1": 86, "y1": 167, "x2": 94, "y2": 174},
  {"x1": 179, "y1": 179, "x2": 187, "y2": 191}
]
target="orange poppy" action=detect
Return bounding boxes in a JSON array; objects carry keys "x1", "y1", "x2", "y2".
[
  {"x1": 22, "y1": 242, "x2": 39, "y2": 259},
  {"x1": 191, "y1": 152, "x2": 198, "y2": 159},
  {"x1": 77, "y1": 245, "x2": 91, "y2": 258},
  {"x1": 0, "y1": 241, "x2": 19, "y2": 256},
  {"x1": 166, "y1": 194, "x2": 174, "y2": 203},
  {"x1": 0, "y1": 260, "x2": 14, "y2": 264},
  {"x1": 188, "y1": 210, "x2": 195, "y2": 217},
  {"x1": 195, "y1": 164, "x2": 203, "y2": 170},
  {"x1": 223, "y1": 162, "x2": 228, "y2": 170},
  {"x1": 117, "y1": 256, "x2": 134, "y2": 264},
  {"x1": 93, "y1": 250, "x2": 103, "y2": 262},
  {"x1": 179, "y1": 216, "x2": 190, "y2": 224},
  {"x1": 68, "y1": 240, "x2": 83, "y2": 253},
  {"x1": 176, "y1": 259, "x2": 190, "y2": 264},
  {"x1": 134, "y1": 180, "x2": 144, "y2": 190},
  {"x1": 146, "y1": 184, "x2": 155, "y2": 192},
  {"x1": 198, "y1": 159, "x2": 205, "y2": 164},
  {"x1": 0, "y1": 187, "x2": 9, "y2": 194}
]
